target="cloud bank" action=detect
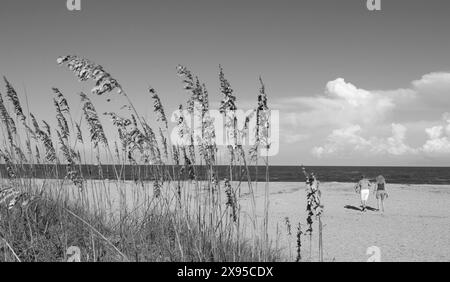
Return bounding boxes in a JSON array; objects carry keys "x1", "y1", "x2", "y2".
[{"x1": 276, "y1": 72, "x2": 450, "y2": 160}]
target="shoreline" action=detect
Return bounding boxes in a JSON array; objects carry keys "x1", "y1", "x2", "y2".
[{"x1": 3, "y1": 165, "x2": 450, "y2": 185}]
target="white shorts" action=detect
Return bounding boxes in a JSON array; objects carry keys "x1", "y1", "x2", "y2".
[{"x1": 361, "y1": 189, "x2": 370, "y2": 201}]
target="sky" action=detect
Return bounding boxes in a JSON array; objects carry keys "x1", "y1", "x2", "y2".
[{"x1": 1, "y1": 0, "x2": 450, "y2": 166}]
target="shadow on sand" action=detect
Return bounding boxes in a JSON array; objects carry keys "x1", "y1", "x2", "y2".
[{"x1": 344, "y1": 205, "x2": 378, "y2": 212}]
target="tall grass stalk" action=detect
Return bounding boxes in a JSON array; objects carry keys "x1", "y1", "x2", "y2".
[{"x1": 0, "y1": 56, "x2": 280, "y2": 262}]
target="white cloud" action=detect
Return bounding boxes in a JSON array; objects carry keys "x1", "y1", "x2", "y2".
[
  {"x1": 372, "y1": 124, "x2": 417, "y2": 156},
  {"x1": 425, "y1": 126, "x2": 443, "y2": 140},
  {"x1": 312, "y1": 125, "x2": 371, "y2": 157},
  {"x1": 412, "y1": 72, "x2": 450, "y2": 90},
  {"x1": 443, "y1": 112, "x2": 450, "y2": 136},
  {"x1": 409, "y1": 72, "x2": 450, "y2": 115},
  {"x1": 313, "y1": 123, "x2": 416, "y2": 158},
  {"x1": 421, "y1": 115, "x2": 450, "y2": 154},
  {"x1": 277, "y1": 71, "x2": 450, "y2": 128},
  {"x1": 279, "y1": 78, "x2": 395, "y2": 128},
  {"x1": 269, "y1": 72, "x2": 450, "y2": 160}
]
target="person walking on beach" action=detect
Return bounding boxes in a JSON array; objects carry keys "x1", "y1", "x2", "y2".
[
  {"x1": 355, "y1": 175, "x2": 371, "y2": 212},
  {"x1": 374, "y1": 175, "x2": 388, "y2": 212}
]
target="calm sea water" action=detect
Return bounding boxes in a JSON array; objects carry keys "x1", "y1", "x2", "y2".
[{"x1": 1, "y1": 164, "x2": 450, "y2": 184}]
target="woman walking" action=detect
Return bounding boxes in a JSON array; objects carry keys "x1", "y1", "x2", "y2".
[{"x1": 375, "y1": 175, "x2": 389, "y2": 212}]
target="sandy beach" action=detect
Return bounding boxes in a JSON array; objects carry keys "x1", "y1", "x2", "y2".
[
  {"x1": 15, "y1": 178, "x2": 449, "y2": 262},
  {"x1": 241, "y1": 182, "x2": 450, "y2": 262}
]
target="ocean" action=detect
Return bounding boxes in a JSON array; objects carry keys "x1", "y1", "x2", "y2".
[{"x1": 1, "y1": 164, "x2": 450, "y2": 185}]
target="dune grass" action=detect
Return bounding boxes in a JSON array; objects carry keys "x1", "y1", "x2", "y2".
[
  {"x1": 0, "y1": 187, "x2": 280, "y2": 262},
  {"x1": 0, "y1": 56, "x2": 281, "y2": 262}
]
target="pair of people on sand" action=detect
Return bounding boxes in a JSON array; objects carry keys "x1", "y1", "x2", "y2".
[{"x1": 354, "y1": 175, "x2": 388, "y2": 212}]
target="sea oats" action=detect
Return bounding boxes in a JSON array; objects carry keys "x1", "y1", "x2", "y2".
[
  {"x1": 57, "y1": 55, "x2": 121, "y2": 96},
  {"x1": 3, "y1": 77, "x2": 26, "y2": 123},
  {"x1": 150, "y1": 87, "x2": 168, "y2": 129},
  {"x1": 224, "y1": 178, "x2": 237, "y2": 222},
  {"x1": 52, "y1": 87, "x2": 70, "y2": 114},
  {"x1": 0, "y1": 92, "x2": 16, "y2": 146},
  {"x1": 80, "y1": 92, "x2": 108, "y2": 148},
  {"x1": 75, "y1": 122, "x2": 84, "y2": 144},
  {"x1": 54, "y1": 98, "x2": 70, "y2": 140}
]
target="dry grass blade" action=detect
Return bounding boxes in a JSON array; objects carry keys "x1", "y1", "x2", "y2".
[{"x1": 1, "y1": 237, "x2": 21, "y2": 262}]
